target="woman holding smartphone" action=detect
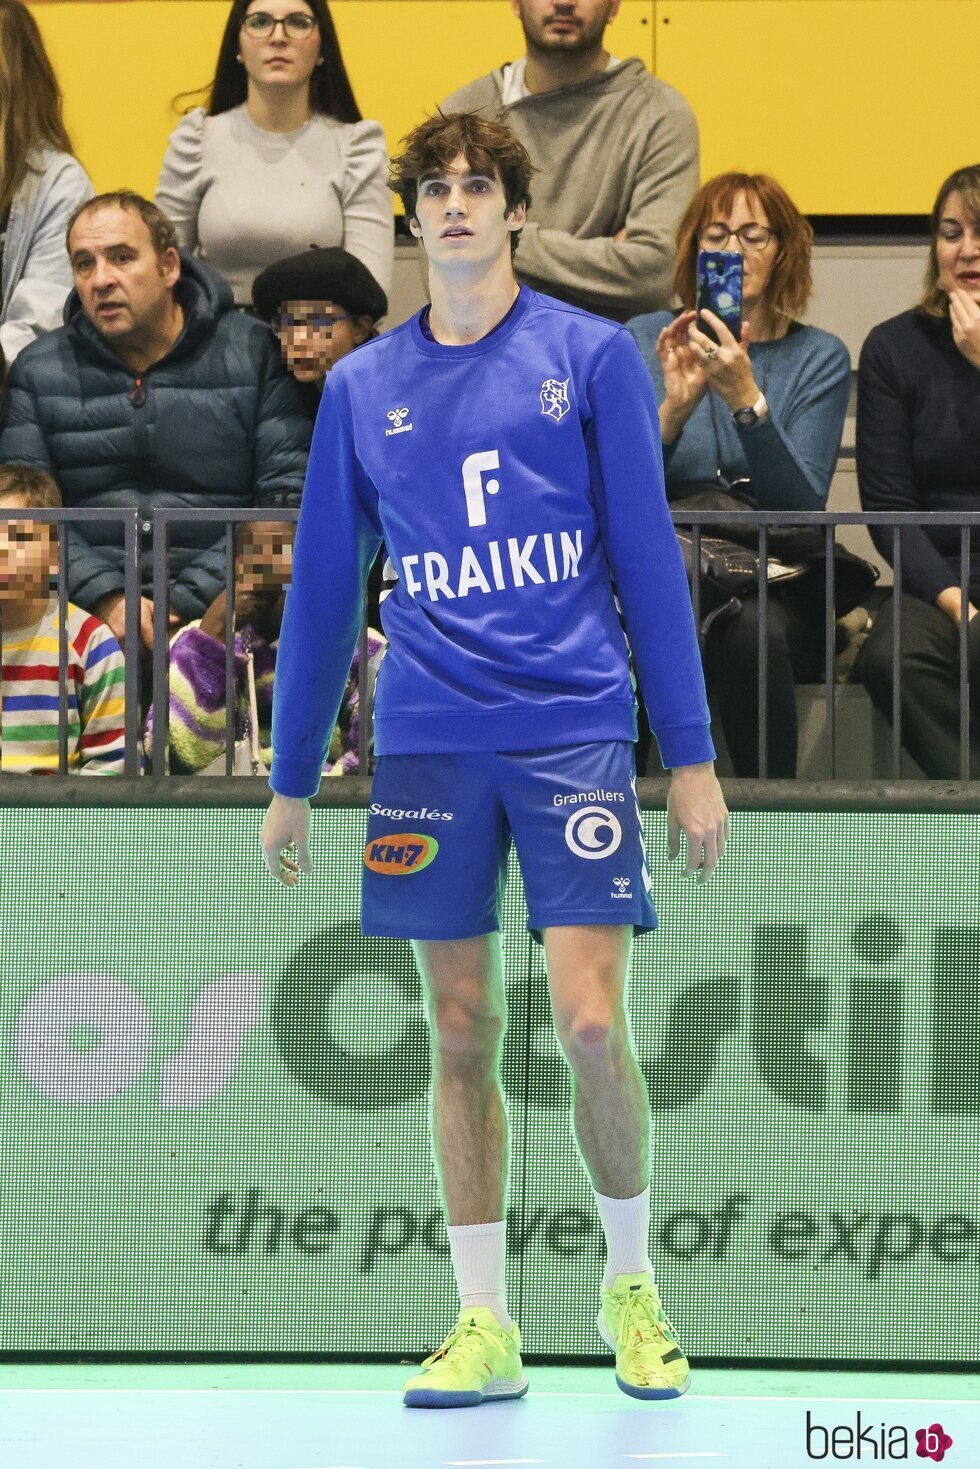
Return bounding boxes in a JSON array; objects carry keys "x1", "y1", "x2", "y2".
[
  {"x1": 627, "y1": 172, "x2": 851, "y2": 777},
  {"x1": 155, "y1": 0, "x2": 392, "y2": 307},
  {"x1": 856, "y1": 164, "x2": 980, "y2": 778}
]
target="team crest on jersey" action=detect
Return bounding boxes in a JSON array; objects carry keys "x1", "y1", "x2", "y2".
[{"x1": 540, "y1": 378, "x2": 571, "y2": 423}]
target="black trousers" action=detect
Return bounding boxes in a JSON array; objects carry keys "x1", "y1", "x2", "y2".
[
  {"x1": 702, "y1": 586, "x2": 825, "y2": 778},
  {"x1": 858, "y1": 593, "x2": 980, "y2": 778}
]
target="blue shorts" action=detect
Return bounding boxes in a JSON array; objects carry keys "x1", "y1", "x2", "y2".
[{"x1": 360, "y1": 741, "x2": 657, "y2": 942}]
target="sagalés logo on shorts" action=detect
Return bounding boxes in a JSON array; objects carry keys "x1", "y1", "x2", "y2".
[{"x1": 364, "y1": 833, "x2": 439, "y2": 875}]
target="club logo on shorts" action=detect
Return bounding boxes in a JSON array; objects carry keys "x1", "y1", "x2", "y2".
[
  {"x1": 364, "y1": 833, "x2": 439, "y2": 874},
  {"x1": 540, "y1": 377, "x2": 571, "y2": 423},
  {"x1": 564, "y1": 806, "x2": 623, "y2": 860}
]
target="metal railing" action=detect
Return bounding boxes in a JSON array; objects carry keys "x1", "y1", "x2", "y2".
[
  {"x1": 1, "y1": 506, "x2": 978, "y2": 783},
  {"x1": 673, "y1": 509, "x2": 980, "y2": 781}
]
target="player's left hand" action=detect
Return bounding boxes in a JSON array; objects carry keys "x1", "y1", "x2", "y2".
[
  {"x1": 667, "y1": 761, "x2": 729, "y2": 882},
  {"x1": 687, "y1": 310, "x2": 759, "y2": 414},
  {"x1": 949, "y1": 287, "x2": 980, "y2": 370}
]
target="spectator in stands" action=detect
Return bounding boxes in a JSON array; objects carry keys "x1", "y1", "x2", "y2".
[
  {"x1": 0, "y1": 0, "x2": 94, "y2": 362},
  {"x1": 857, "y1": 164, "x2": 980, "y2": 778},
  {"x1": 144, "y1": 518, "x2": 384, "y2": 774},
  {"x1": 628, "y1": 172, "x2": 851, "y2": 777},
  {"x1": 440, "y1": 0, "x2": 697, "y2": 323},
  {"x1": 156, "y1": 0, "x2": 392, "y2": 308},
  {"x1": 251, "y1": 244, "x2": 387, "y2": 411},
  {"x1": 0, "y1": 463, "x2": 125, "y2": 774},
  {"x1": 0, "y1": 192, "x2": 311, "y2": 661}
]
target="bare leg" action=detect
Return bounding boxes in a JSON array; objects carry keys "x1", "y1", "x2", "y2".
[
  {"x1": 413, "y1": 934, "x2": 508, "y2": 1224},
  {"x1": 543, "y1": 924, "x2": 649, "y2": 1198}
]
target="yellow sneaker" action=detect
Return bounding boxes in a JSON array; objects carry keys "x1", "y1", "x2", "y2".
[
  {"x1": 403, "y1": 1306, "x2": 528, "y2": 1408},
  {"x1": 598, "y1": 1272, "x2": 692, "y2": 1400}
]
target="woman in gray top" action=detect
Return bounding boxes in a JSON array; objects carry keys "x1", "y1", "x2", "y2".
[
  {"x1": 155, "y1": 0, "x2": 392, "y2": 307},
  {"x1": 0, "y1": 0, "x2": 93, "y2": 363},
  {"x1": 628, "y1": 172, "x2": 851, "y2": 777}
]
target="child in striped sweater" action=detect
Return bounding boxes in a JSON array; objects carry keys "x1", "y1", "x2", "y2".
[{"x1": 0, "y1": 464, "x2": 126, "y2": 774}]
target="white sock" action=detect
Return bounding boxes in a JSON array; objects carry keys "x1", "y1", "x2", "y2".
[
  {"x1": 594, "y1": 1184, "x2": 655, "y2": 1290},
  {"x1": 447, "y1": 1221, "x2": 512, "y2": 1330}
]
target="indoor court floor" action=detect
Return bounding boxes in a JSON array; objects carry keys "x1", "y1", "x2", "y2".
[{"x1": 0, "y1": 1363, "x2": 976, "y2": 1469}]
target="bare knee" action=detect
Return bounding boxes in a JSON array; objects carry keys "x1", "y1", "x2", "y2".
[
  {"x1": 554, "y1": 996, "x2": 627, "y2": 1068},
  {"x1": 428, "y1": 985, "x2": 505, "y2": 1074}
]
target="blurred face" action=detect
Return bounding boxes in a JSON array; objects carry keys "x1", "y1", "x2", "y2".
[
  {"x1": 239, "y1": 0, "x2": 321, "y2": 90},
  {"x1": 237, "y1": 521, "x2": 294, "y2": 596},
  {"x1": 698, "y1": 190, "x2": 779, "y2": 307},
  {"x1": 412, "y1": 154, "x2": 525, "y2": 271},
  {"x1": 0, "y1": 498, "x2": 57, "y2": 605},
  {"x1": 273, "y1": 299, "x2": 370, "y2": 384},
  {"x1": 935, "y1": 190, "x2": 980, "y2": 305},
  {"x1": 69, "y1": 205, "x2": 180, "y2": 345},
  {"x1": 511, "y1": 0, "x2": 620, "y2": 54}
]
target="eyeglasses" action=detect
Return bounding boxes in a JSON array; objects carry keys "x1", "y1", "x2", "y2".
[
  {"x1": 699, "y1": 223, "x2": 777, "y2": 251},
  {"x1": 241, "y1": 11, "x2": 318, "y2": 38},
  {"x1": 271, "y1": 310, "x2": 354, "y2": 335}
]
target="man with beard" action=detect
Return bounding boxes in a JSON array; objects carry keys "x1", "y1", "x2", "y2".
[{"x1": 441, "y1": 0, "x2": 699, "y2": 322}]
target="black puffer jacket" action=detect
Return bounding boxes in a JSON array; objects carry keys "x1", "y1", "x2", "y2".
[{"x1": 0, "y1": 254, "x2": 312, "y2": 619}]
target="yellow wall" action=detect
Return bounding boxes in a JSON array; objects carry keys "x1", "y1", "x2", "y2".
[
  {"x1": 658, "y1": 1, "x2": 978, "y2": 215},
  {"x1": 29, "y1": 0, "x2": 978, "y2": 215}
]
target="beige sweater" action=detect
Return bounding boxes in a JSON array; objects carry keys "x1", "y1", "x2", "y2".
[
  {"x1": 442, "y1": 59, "x2": 698, "y2": 322},
  {"x1": 155, "y1": 106, "x2": 393, "y2": 306}
]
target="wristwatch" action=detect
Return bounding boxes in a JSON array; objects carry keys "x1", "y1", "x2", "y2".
[{"x1": 732, "y1": 392, "x2": 768, "y2": 429}]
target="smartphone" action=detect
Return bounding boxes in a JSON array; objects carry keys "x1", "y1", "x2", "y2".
[{"x1": 696, "y1": 250, "x2": 743, "y2": 344}]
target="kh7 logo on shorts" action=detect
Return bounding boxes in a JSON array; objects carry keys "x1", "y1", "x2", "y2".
[
  {"x1": 364, "y1": 833, "x2": 439, "y2": 875},
  {"x1": 564, "y1": 806, "x2": 623, "y2": 860}
]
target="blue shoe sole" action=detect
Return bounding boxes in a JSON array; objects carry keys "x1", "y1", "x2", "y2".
[
  {"x1": 404, "y1": 1380, "x2": 529, "y2": 1409},
  {"x1": 615, "y1": 1373, "x2": 691, "y2": 1401}
]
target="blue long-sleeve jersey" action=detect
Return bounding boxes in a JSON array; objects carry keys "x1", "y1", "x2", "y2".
[{"x1": 270, "y1": 287, "x2": 714, "y2": 798}]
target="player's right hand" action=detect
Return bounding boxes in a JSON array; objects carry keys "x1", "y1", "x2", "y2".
[{"x1": 261, "y1": 794, "x2": 313, "y2": 886}]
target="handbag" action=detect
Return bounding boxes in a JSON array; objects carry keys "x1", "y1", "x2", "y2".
[{"x1": 669, "y1": 482, "x2": 878, "y2": 618}]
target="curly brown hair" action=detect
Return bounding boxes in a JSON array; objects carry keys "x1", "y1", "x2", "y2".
[
  {"x1": 389, "y1": 111, "x2": 533, "y2": 258},
  {"x1": 673, "y1": 172, "x2": 813, "y2": 321},
  {"x1": 918, "y1": 164, "x2": 980, "y2": 319}
]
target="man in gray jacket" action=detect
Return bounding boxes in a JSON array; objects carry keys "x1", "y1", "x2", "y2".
[
  {"x1": 0, "y1": 191, "x2": 311, "y2": 655},
  {"x1": 441, "y1": 0, "x2": 698, "y2": 322}
]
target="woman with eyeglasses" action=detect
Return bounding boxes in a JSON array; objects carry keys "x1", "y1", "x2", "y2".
[
  {"x1": 627, "y1": 172, "x2": 851, "y2": 777},
  {"x1": 0, "y1": 0, "x2": 94, "y2": 361},
  {"x1": 155, "y1": 0, "x2": 392, "y2": 308}
]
